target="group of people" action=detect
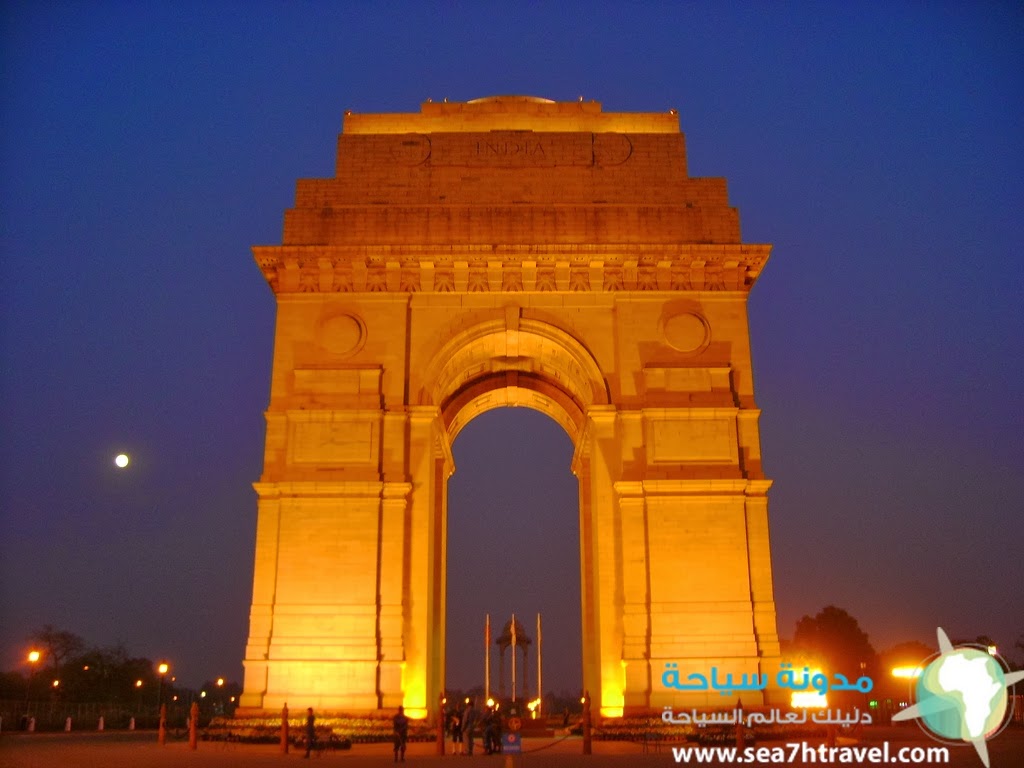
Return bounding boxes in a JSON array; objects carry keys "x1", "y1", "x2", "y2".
[
  {"x1": 445, "y1": 698, "x2": 503, "y2": 756},
  {"x1": 301, "y1": 699, "x2": 505, "y2": 760},
  {"x1": 301, "y1": 705, "x2": 410, "y2": 761}
]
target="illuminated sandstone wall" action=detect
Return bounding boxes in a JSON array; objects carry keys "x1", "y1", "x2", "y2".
[{"x1": 241, "y1": 97, "x2": 781, "y2": 717}]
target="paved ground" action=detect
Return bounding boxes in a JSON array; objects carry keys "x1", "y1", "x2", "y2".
[{"x1": 1, "y1": 728, "x2": 1022, "y2": 768}]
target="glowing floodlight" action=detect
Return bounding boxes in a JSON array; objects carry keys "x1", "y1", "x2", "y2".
[{"x1": 891, "y1": 666, "x2": 923, "y2": 679}]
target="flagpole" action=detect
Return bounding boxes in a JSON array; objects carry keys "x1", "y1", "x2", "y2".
[
  {"x1": 485, "y1": 614, "x2": 491, "y2": 702},
  {"x1": 537, "y1": 613, "x2": 543, "y2": 716},
  {"x1": 511, "y1": 613, "x2": 517, "y2": 703}
]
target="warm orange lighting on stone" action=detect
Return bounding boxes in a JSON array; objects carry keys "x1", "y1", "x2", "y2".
[{"x1": 240, "y1": 96, "x2": 781, "y2": 716}]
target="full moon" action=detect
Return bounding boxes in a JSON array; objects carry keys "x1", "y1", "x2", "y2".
[{"x1": 114, "y1": 453, "x2": 130, "y2": 468}]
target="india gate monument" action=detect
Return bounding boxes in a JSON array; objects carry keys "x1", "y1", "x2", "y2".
[{"x1": 240, "y1": 96, "x2": 782, "y2": 718}]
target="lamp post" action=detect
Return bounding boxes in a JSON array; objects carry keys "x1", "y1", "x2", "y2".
[
  {"x1": 24, "y1": 650, "x2": 41, "y2": 713},
  {"x1": 156, "y1": 663, "x2": 169, "y2": 746},
  {"x1": 157, "y1": 662, "x2": 169, "y2": 710}
]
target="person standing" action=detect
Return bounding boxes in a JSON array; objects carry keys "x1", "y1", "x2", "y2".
[
  {"x1": 304, "y1": 707, "x2": 316, "y2": 758},
  {"x1": 449, "y1": 706, "x2": 463, "y2": 755},
  {"x1": 462, "y1": 698, "x2": 478, "y2": 756},
  {"x1": 392, "y1": 705, "x2": 409, "y2": 762}
]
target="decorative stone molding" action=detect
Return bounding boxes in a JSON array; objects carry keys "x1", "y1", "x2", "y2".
[{"x1": 254, "y1": 244, "x2": 769, "y2": 294}]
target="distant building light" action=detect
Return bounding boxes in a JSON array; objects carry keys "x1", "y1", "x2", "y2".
[
  {"x1": 791, "y1": 691, "x2": 828, "y2": 708},
  {"x1": 891, "y1": 666, "x2": 922, "y2": 679}
]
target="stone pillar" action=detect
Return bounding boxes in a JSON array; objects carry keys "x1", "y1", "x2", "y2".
[
  {"x1": 617, "y1": 481, "x2": 652, "y2": 711},
  {"x1": 377, "y1": 479, "x2": 408, "y2": 709}
]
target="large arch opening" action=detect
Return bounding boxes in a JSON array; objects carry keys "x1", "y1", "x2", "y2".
[
  {"x1": 418, "y1": 318, "x2": 610, "y2": 714},
  {"x1": 444, "y1": 406, "x2": 581, "y2": 702}
]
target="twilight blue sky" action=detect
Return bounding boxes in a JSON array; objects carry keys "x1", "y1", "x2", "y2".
[{"x1": 1, "y1": 2, "x2": 1022, "y2": 695}]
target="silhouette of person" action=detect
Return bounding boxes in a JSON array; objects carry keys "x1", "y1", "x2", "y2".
[
  {"x1": 449, "y1": 706, "x2": 463, "y2": 754},
  {"x1": 304, "y1": 707, "x2": 315, "y2": 758},
  {"x1": 392, "y1": 705, "x2": 409, "y2": 762},
  {"x1": 462, "y1": 698, "x2": 478, "y2": 755}
]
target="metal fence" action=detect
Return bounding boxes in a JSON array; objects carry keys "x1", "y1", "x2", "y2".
[{"x1": 0, "y1": 698, "x2": 191, "y2": 732}]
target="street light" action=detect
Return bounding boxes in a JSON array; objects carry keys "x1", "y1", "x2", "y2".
[
  {"x1": 25, "y1": 650, "x2": 41, "y2": 712},
  {"x1": 157, "y1": 662, "x2": 169, "y2": 710}
]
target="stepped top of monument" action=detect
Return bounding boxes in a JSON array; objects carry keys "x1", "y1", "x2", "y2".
[
  {"x1": 251, "y1": 97, "x2": 768, "y2": 257},
  {"x1": 342, "y1": 97, "x2": 680, "y2": 134}
]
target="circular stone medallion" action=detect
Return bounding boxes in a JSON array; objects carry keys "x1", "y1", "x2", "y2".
[
  {"x1": 390, "y1": 134, "x2": 431, "y2": 165},
  {"x1": 320, "y1": 313, "x2": 364, "y2": 355},
  {"x1": 663, "y1": 312, "x2": 708, "y2": 353},
  {"x1": 593, "y1": 133, "x2": 632, "y2": 166}
]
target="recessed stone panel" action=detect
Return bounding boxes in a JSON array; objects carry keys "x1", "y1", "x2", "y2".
[
  {"x1": 647, "y1": 414, "x2": 737, "y2": 464},
  {"x1": 288, "y1": 419, "x2": 377, "y2": 465}
]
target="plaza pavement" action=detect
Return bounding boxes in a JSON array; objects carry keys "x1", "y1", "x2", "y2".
[{"x1": 2, "y1": 728, "x2": 1023, "y2": 768}]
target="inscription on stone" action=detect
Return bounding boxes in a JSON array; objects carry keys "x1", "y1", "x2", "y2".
[{"x1": 429, "y1": 132, "x2": 594, "y2": 167}]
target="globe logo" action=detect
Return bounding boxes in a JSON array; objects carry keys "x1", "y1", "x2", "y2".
[
  {"x1": 916, "y1": 648, "x2": 1007, "y2": 740},
  {"x1": 893, "y1": 627, "x2": 1024, "y2": 768}
]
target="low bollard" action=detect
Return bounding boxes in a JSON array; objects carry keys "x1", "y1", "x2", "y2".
[
  {"x1": 735, "y1": 700, "x2": 745, "y2": 750},
  {"x1": 281, "y1": 703, "x2": 289, "y2": 754},
  {"x1": 582, "y1": 690, "x2": 592, "y2": 755},
  {"x1": 437, "y1": 693, "x2": 446, "y2": 756},
  {"x1": 189, "y1": 701, "x2": 199, "y2": 750}
]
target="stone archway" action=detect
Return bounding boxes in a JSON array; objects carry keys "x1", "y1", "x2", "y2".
[{"x1": 239, "y1": 97, "x2": 781, "y2": 718}]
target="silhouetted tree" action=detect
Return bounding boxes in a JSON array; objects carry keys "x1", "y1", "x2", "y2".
[
  {"x1": 792, "y1": 605, "x2": 877, "y2": 680},
  {"x1": 28, "y1": 625, "x2": 86, "y2": 671}
]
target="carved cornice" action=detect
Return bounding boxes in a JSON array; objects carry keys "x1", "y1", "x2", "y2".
[{"x1": 252, "y1": 243, "x2": 770, "y2": 294}]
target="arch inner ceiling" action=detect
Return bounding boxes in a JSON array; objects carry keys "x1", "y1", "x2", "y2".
[{"x1": 420, "y1": 319, "x2": 609, "y2": 443}]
